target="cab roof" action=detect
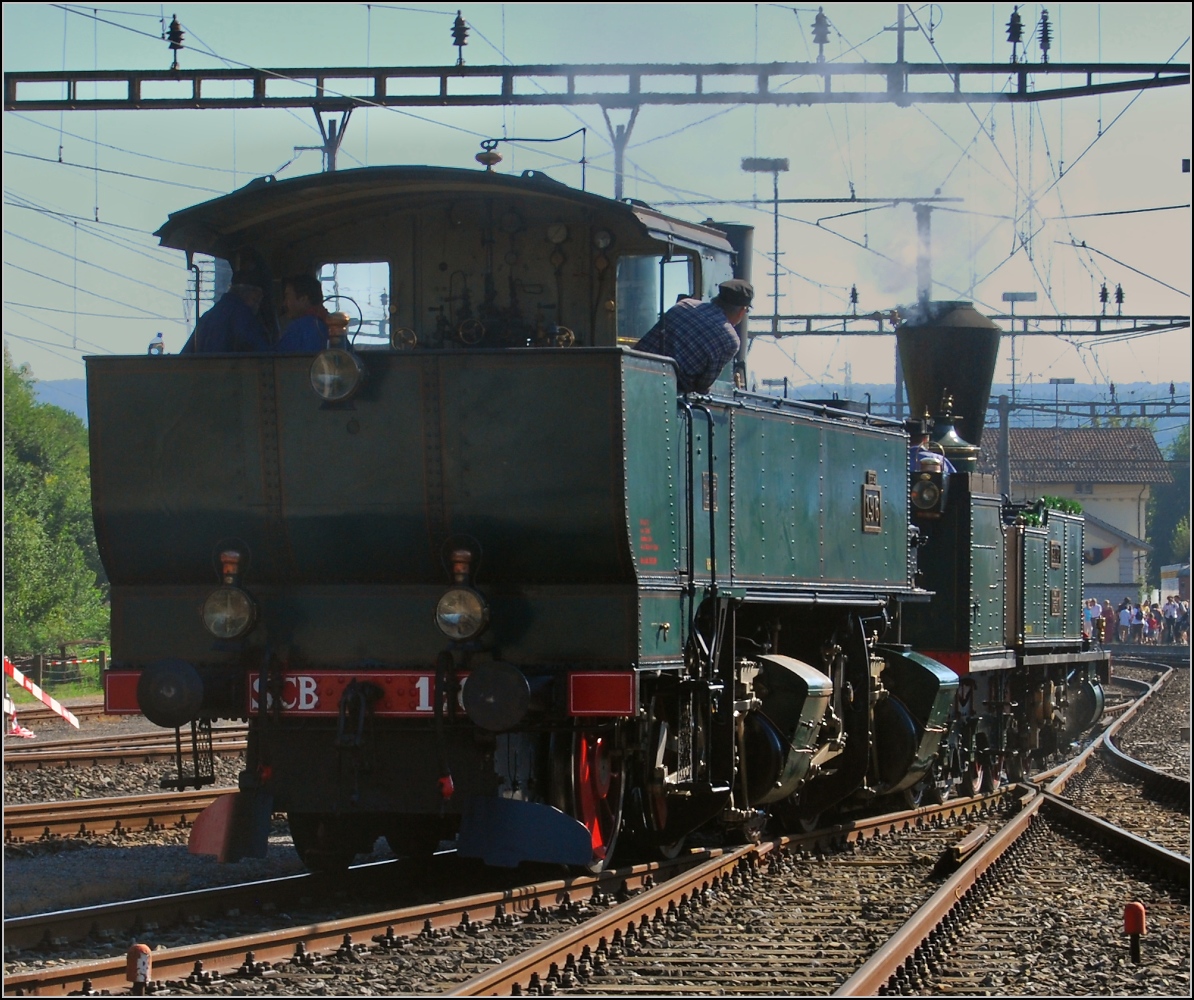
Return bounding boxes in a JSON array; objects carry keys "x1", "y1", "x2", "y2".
[{"x1": 154, "y1": 165, "x2": 734, "y2": 259}]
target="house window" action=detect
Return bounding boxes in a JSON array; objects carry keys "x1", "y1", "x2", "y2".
[{"x1": 1074, "y1": 483, "x2": 1094, "y2": 495}]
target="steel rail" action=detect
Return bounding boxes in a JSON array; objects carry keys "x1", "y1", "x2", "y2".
[
  {"x1": 0, "y1": 855, "x2": 701, "y2": 997},
  {"x1": 1099, "y1": 735, "x2": 1190, "y2": 803},
  {"x1": 446, "y1": 844, "x2": 761, "y2": 996},
  {"x1": 837, "y1": 663, "x2": 1181, "y2": 995},
  {"x1": 834, "y1": 786, "x2": 1043, "y2": 996},
  {"x1": 444, "y1": 793, "x2": 1008, "y2": 996},
  {"x1": 4, "y1": 732, "x2": 247, "y2": 771},
  {"x1": 1051, "y1": 667, "x2": 1175, "y2": 792},
  {"x1": 1037, "y1": 789, "x2": 1190, "y2": 878},
  {"x1": 4, "y1": 788, "x2": 234, "y2": 842},
  {"x1": 8, "y1": 702, "x2": 109, "y2": 725},
  {"x1": 3, "y1": 793, "x2": 1008, "y2": 995},
  {"x1": 3, "y1": 857, "x2": 407, "y2": 952}
]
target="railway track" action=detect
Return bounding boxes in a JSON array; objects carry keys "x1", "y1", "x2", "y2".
[
  {"x1": 3, "y1": 727, "x2": 248, "y2": 771},
  {"x1": 7, "y1": 701, "x2": 109, "y2": 726},
  {"x1": 4, "y1": 660, "x2": 1185, "y2": 996},
  {"x1": 4, "y1": 788, "x2": 233, "y2": 843}
]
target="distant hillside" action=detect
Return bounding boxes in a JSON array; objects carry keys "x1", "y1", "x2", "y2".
[
  {"x1": 36, "y1": 377, "x2": 1189, "y2": 452},
  {"x1": 759, "y1": 380, "x2": 1190, "y2": 453},
  {"x1": 33, "y1": 379, "x2": 88, "y2": 424}
]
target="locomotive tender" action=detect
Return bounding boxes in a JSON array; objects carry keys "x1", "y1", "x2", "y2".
[{"x1": 94, "y1": 166, "x2": 1108, "y2": 870}]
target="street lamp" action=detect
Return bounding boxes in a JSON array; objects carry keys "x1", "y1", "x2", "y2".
[
  {"x1": 742, "y1": 157, "x2": 790, "y2": 335},
  {"x1": 1050, "y1": 377, "x2": 1075, "y2": 428}
]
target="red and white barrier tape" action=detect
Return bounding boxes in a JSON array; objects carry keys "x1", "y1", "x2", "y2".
[
  {"x1": 3, "y1": 656, "x2": 79, "y2": 728},
  {"x1": 46, "y1": 657, "x2": 102, "y2": 666},
  {"x1": 3, "y1": 684, "x2": 36, "y2": 738}
]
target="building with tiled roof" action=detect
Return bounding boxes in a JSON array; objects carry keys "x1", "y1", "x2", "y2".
[{"x1": 980, "y1": 427, "x2": 1171, "y2": 600}]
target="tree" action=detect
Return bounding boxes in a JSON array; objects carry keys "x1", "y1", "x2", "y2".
[
  {"x1": 1173, "y1": 516, "x2": 1190, "y2": 563},
  {"x1": 3, "y1": 348, "x2": 108, "y2": 654},
  {"x1": 1147, "y1": 422, "x2": 1191, "y2": 586}
]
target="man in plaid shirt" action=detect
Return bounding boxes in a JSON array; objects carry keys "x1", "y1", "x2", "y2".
[{"x1": 633, "y1": 279, "x2": 753, "y2": 392}]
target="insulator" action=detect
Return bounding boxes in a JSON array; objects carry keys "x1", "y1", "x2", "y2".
[
  {"x1": 1099, "y1": 283, "x2": 1109, "y2": 304},
  {"x1": 1038, "y1": 10, "x2": 1051, "y2": 62},
  {"x1": 812, "y1": 7, "x2": 831, "y2": 46},
  {"x1": 167, "y1": 14, "x2": 184, "y2": 49},
  {"x1": 1006, "y1": 7, "x2": 1023, "y2": 44},
  {"x1": 1114, "y1": 283, "x2": 1124, "y2": 305},
  {"x1": 452, "y1": 10, "x2": 469, "y2": 49},
  {"x1": 849, "y1": 284, "x2": 859, "y2": 307}
]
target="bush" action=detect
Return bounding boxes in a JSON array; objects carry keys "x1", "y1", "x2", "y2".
[{"x1": 4, "y1": 349, "x2": 109, "y2": 656}]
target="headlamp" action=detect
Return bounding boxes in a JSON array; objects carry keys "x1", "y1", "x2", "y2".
[
  {"x1": 202, "y1": 586, "x2": 256, "y2": 639},
  {"x1": 435, "y1": 587, "x2": 490, "y2": 641},
  {"x1": 911, "y1": 478, "x2": 942, "y2": 510},
  {"x1": 310, "y1": 349, "x2": 365, "y2": 402}
]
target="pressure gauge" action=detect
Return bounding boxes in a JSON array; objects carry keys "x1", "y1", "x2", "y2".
[
  {"x1": 593, "y1": 229, "x2": 613, "y2": 250},
  {"x1": 547, "y1": 223, "x2": 569, "y2": 244}
]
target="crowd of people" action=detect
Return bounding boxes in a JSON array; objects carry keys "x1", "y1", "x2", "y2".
[{"x1": 1084, "y1": 595, "x2": 1190, "y2": 646}]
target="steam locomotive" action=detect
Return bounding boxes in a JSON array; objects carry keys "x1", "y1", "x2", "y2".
[{"x1": 94, "y1": 165, "x2": 1108, "y2": 871}]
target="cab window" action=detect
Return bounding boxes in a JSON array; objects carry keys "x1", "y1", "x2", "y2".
[
  {"x1": 615, "y1": 254, "x2": 695, "y2": 344},
  {"x1": 318, "y1": 262, "x2": 390, "y2": 343}
]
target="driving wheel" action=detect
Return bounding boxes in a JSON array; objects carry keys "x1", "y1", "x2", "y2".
[{"x1": 572, "y1": 731, "x2": 625, "y2": 872}]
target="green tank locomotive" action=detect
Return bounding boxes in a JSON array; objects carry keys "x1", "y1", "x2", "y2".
[{"x1": 94, "y1": 166, "x2": 1105, "y2": 870}]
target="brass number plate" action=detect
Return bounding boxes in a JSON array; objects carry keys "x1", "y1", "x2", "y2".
[
  {"x1": 862, "y1": 474, "x2": 882, "y2": 534},
  {"x1": 1050, "y1": 588, "x2": 1062, "y2": 617},
  {"x1": 1049, "y1": 540, "x2": 1062, "y2": 569},
  {"x1": 701, "y1": 471, "x2": 718, "y2": 512}
]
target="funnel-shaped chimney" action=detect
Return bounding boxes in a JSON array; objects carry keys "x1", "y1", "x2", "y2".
[{"x1": 896, "y1": 301, "x2": 1001, "y2": 447}]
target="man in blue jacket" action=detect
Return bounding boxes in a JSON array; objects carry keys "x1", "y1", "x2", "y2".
[
  {"x1": 275, "y1": 274, "x2": 330, "y2": 353},
  {"x1": 179, "y1": 272, "x2": 271, "y2": 353}
]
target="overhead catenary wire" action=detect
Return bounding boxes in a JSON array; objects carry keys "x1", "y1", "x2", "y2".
[
  {"x1": 1056, "y1": 241, "x2": 1190, "y2": 299},
  {"x1": 3, "y1": 261, "x2": 185, "y2": 323},
  {"x1": 4, "y1": 306, "x2": 117, "y2": 353},
  {"x1": 4, "y1": 149, "x2": 226, "y2": 195},
  {"x1": 10, "y1": 4, "x2": 1188, "y2": 390},
  {"x1": 4, "y1": 230, "x2": 188, "y2": 299},
  {"x1": 3, "y1": 330, "x2": 89, "y2": 369},
  {"x1": 4, "y1": 300, "x2": 183, "y2": 322}
]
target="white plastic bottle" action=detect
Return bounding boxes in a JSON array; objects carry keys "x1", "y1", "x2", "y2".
[{"x1": 148, "y1": 332, "x2": 165, "y2": 356}]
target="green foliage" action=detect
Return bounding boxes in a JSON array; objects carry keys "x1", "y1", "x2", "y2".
[
  {"x1": 4, "y1": 349, "x2": 108, "y2": 655},
  {"x1": 1147, "y1": 422, "x2": 1190, "y2": 586},
  {"x1": 1016, "y1": 495, "x2": 1082, "y2": 526},
  {"x1": 1042, "y1": 495, "x2": 1083, "y2": 515},
  {"x1": 1173, "y1": 516, "x2": 1190, "y2": 563}
]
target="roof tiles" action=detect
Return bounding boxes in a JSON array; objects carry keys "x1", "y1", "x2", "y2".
[{"x1": 978, "y1": 427, "x2": 1172, "y2": 484}]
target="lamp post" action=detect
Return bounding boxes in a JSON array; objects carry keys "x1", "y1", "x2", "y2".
[{"x1": 742, "y1": 157, "x2": 790, "y2": 336}]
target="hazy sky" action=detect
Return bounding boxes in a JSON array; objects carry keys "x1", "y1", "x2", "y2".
[{"x1": 3, "y1": 3, "x2": 1190, "y2": 394}]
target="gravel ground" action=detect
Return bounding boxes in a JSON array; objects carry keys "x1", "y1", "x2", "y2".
[
  {"x1": 1113, "y1": 666, "x2": 1190, "y2": 781},
  {"x1": 905, "y1": 815, "x2": 1190, "y2": 997},
  {"x1": 1066, "y1": 758, "x2": 1190, "y2": 856},
  {"x1": 3, "y1": 750, "x2": 244, "y2": 806},
  {"x1": 2, "y1": 706, "x2": 397, "y2": 919}
]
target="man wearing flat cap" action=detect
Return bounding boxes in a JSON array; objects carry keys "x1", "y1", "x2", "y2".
[
  {"x1": 633, "y1": 279, "x2": 752, "y2": 393},
  {"x1": 179, "y1": 271, "x2": 272, "y2": 354}
]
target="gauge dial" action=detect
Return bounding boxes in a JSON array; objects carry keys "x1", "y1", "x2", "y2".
[
  {"x1": 547, "y1": 223, "x2": 569, "y2": 244},
  {"x1": 593, "y1": 229, "x2": 613, "y2": 250}
]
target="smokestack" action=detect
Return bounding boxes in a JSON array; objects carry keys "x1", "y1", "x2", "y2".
[{"x1": 896, "y1": 301, "x2": 1001, "y2": 447}]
